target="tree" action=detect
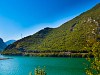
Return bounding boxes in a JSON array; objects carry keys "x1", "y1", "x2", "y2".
[{"x1": 86, "y1": 23, "x2": 100, "y2": 75}]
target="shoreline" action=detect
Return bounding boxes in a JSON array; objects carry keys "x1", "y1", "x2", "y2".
[
  {"x1": 0, "y1": 58, "x2": 12, "y2": 60},
  {"x1": 1, "y1": 52, "x2": 93, "y2": 58}
]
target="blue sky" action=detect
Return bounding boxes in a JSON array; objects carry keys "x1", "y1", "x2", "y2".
[{"x1": 0, "y1": 0, "x2": 100, "y2": 41}]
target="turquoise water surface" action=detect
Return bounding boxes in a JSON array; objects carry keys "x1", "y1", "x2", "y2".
[{"x1": 0, "y1": 55, "x2": 87, "y2": 75}]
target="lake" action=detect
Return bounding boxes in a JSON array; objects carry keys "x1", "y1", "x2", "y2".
[{"x1": 0, "y1": 55, "x2": 87, "y2": 75}]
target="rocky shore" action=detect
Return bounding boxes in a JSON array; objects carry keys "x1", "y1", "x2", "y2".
[{"x1": 0, "y1": 58, "x2": 11, "y2": 60}]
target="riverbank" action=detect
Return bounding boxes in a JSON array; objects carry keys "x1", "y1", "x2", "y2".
[{"x1": 1, "y1": 51, "x2": 92, "y2": 58}]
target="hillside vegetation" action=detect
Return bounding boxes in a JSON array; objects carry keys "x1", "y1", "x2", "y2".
[{"x1": 2, "y1": 3, "x2": 100, "y2": 56}]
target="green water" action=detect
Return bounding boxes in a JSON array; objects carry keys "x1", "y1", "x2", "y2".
[{"x1": 0, "y1": 55, "x2": 87, "y2": 75}]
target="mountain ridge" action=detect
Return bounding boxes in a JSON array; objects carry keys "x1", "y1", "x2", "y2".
[
  {"x1": 0, "y1": 38, "x2": 7, "y2": 51},
  {"x1": 2, "y1": 3, "x2": 100, "y2": 56},
  {"x1": 5, "y1": 40, "x2": 16, "y2": 46}
]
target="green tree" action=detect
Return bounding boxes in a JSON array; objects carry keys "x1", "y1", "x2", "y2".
[{"x1": 86, "y1": 42, "x2": 100, "y2": 75}]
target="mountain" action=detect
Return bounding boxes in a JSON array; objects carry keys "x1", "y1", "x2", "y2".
[
  {"x1": 2, "y1": 3, "x2": 100, "y2": 55},
  {"x1": 5, "y1": 40, "x2": 16, "y2": 46},
  {"x1": 0, "y1": 38, "x2": 7, "y2": 51}
]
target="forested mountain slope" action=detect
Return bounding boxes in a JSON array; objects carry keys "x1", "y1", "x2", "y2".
[{"x1": 2, "y1": 3, "x2": 100, "y2": 55}]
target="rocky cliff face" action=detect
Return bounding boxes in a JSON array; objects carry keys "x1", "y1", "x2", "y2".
[{"x1": 0, "y1": 38, "x2": 7, "y2": 51}]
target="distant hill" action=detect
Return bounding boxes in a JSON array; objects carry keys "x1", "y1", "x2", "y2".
[
  {"x1": 2, "y1": 3, "x2": 100, "y2": 55},
  {"x1": 5, "y1": 40, "x2": 16, "y2": 46},
  {"x1": 0, "y1": 38, "x2": 7, "y2": 51}
]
